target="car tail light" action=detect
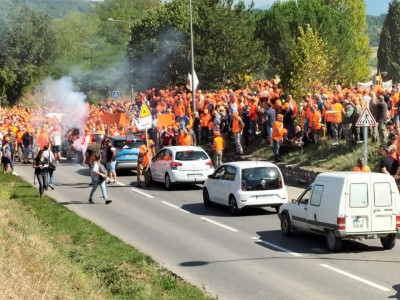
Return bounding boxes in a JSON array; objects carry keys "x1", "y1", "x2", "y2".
[
  {"x1": 396, "y1": 215, "x2": 400, "y2": 229},
  {"x1": 170, "y1": 161, "x2": 182, "y2": 170},
  {"x1": 278, "y1": 178, "x2": 282, "y2": 188},
  {"x1": 337, "y1": 217, "x2": 346, "y2": 231},
  {"x1": 205, "y1": 160, "x2": 213, "y2": 167},
  {"x1": 241, "y1": 180, "x2": 247, "y2": 191}
]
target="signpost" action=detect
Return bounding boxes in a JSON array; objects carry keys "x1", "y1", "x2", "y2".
[
  {"x1": 138, "y1": 101, "x2": 152, "y2": 147},
  {"x1": 112, "y1": 91, "x2": 120, "y2": 99},
  {"x1": 355, "y1": 107, "x2": 377, "y2": 165}
]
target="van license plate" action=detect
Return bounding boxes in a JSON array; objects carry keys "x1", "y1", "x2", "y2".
[{"x1": 352, "y1": 217, "x2": 364, "y2": 229}]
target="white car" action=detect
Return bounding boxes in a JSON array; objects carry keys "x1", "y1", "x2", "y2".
[
  {"x1": 203, "y1": 161, "x2": 289, "y2": 215},
  {"x1": 147, "y1": 146, "x2": 214, "y2": 190}
]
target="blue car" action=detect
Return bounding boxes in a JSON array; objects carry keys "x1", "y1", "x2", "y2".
[{"x1": 106, "y1": 136, "x2": 144, "y2": 172}]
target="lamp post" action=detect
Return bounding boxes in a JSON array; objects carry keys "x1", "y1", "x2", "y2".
[
  {"x1": 107, "y1": 18, "x2": 133, "y2": 103},
  {"x1": 189, "y1": 0, "x2": 196, "y2": 113}
]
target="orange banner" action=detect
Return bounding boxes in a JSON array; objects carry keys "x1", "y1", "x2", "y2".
[{"x1": 157, "y1": 113, "x2": 174, "y2": 127}]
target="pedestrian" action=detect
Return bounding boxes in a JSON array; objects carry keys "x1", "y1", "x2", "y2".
[
  {"x1": 50, "y1": 126, "x2": 63, "y2": 163},
  {"x1": 2, "y1": 136, "x2": 13, "y2": 174},
  {"x1": 231, "y1": 111, "x2": 244, "y2": 155},
  {"x1": 105, "y1": 140, "x2": 117, "y2": 184},
  {"x1": 21, "y1": 128, "x2": 33, "y2": 164},
  {"x1": 136, "y1": 141, "x2": 150, "y2": 188},
  {"x1": 272, "y1": 114, "x2": 287, "y2": 162},
  {"x1": 32, "y1": 150, "x2": 49, "y2": 198},
  {"x1": 341, "y1": 100, "x2": 355, "y2": 148},
  {"x1": 89, "y1": 153, "x2": 111, "y2": 204},
  {"x1": 352, "y1": 157, "x2": 371, "y2": 172},
  {"x1": 43, "y1": 144, "x2": 56, "y2": 190},
  {"x1": 376, "y1": 95, "x2": 388, "y2": 146},
  {"x1": 213, "y1": 131, "x2": 225, "y2": 167}
]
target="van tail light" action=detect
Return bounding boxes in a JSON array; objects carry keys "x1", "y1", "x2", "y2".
[
  {"x1": 170, "y1": 162, "x2": 182, "y2": 170},
  {"x1": 337, "y1": 217, "x2": 346, "y2": 231},
  {"x1": 241, "y1": 180, "x2": 247, "y2": 191},
  {"x1": 278, "y1": 178, "x2": 282, "y2": 189},
  {"x1": 205, "y1": 160, "x2": 213, "y2": 167},
  {"x1": 396, "y1": 215, "x2": 400, "y2": 229}
]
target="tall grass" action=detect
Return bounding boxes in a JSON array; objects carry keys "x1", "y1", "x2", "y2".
[{"x1": 0, "y1": 173, "x2": 212, "y2": 299}]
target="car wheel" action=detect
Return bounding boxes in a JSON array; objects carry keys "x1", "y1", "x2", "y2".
[
  {"x1": 203, "y1": 188, "x2": 213, "y2": 207},
  {"x1": 326, "y1": 229, "x2": 342, "y2": 252},
  {"x1": 280, "y1": 213, "x2": 292, "y2": 236},
  {"x1": 380, "y1": 233, "x2": 397, "y2": 250},
  {"x1": 229, "y1": 195, "x2": 242, "y2": 216},
  {"x1": 165, "y1": 174, "x2": 174, "y2": 190},
  {"x1": 147, "y1": 169, "x2": 153, "y2": 183}
]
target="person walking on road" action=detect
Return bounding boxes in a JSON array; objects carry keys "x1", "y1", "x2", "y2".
[
  {"x1": 32, "y1": 150, "x2": 49, "y2": 198},
  {"x1": 89, "y1": 153, "x2": 111, "y2": 204},
  {"x1": 105, "y1": 140, "x2": 117, "y2": 184},
  {"x1": 43, "y1": 144, "x2": 56, "y2": 190},
  {"x1": 136, "y1": 142, "x2": 150, "y2": 188}
]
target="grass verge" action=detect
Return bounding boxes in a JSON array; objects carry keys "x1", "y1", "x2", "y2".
[{"x1": 0, "y1": 172, "x2": 212, "y2": 299}]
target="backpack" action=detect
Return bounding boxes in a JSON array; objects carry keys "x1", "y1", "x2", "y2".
[{"x1": 97, "y1": 162, "x2": 108, "y2": 181}]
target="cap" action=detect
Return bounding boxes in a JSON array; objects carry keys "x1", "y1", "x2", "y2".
[{"x1": 342, "y1": 99, "x2": 350, "y2": 105}]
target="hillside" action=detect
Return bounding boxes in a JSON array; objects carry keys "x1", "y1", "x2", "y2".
[
  {"x1": 0, "y1": 0, "x2": 91, "y2": 18},
  {"x1": 367, "y1": 14, "x2": 386, "y2": 46}
]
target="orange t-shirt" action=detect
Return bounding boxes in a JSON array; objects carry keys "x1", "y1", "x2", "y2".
[
  {"x1": 213, "y1": 136, "x2": 224, "y2": 151},
  {"x1": 37, "y1": 133, "x2": 49, "y2": 150}
]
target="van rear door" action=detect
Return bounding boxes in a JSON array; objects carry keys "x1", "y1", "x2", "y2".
[
  {"x1": 345, "y1": 179, "x2": 371, "y2": 233},
  {"x1": 371, "y1": 181, "x2": 396, "y2": 232}
]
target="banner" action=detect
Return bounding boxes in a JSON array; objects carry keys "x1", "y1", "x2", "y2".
[
  {"x1": 382, "y1": 80, "x2": 393, "y2": 92},
  {"x1": 186, "y1": 70, "x2": 199, "y2": 91},
  {"x1": 157, "y1": 113, "x2": 175, "y2": 127},
  {"x1": 357, "y1": 81, "x2": 373, "y2": 89}
]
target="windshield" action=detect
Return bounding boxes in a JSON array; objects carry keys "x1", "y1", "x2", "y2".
[
  {"x1": 241, "y1": 167, "x2": 282, "y2": 191},
  {"x1": 113, "y1": 139, "x2": 143, "y2": 150},
  {"x1": 175, "y1": 150, "x2": 208, "y2": 161}
]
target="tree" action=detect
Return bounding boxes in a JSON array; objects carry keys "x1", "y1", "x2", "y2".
[
  {"x1": 129, "y1": 0, "x2": 266, "y2": 91},
  {"x1": 0, "y1": 2, "x2": 56, "y2": 105},
  {"x1": 378, "y1": 0, "x2": 400, "y2": 83},
  {"x1": 289, "y1": 25, "x2": 330, "y2": 101}
]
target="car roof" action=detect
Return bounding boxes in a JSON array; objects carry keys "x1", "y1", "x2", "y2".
[
  {"x1": 316, "y1": 171, "x2": 393, "y2": 181},
  {"x1": 110, "y1": 136, "x2": 142, "y2": 141},
  {"x1": 163, "y1": 146, "x2": 207, "y2": 152},
  {"x1": 221, "y1": 161, "x2": 280, "y2": 169}
]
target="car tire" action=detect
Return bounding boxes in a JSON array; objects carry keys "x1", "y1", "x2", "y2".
[
  {"x1": 203, "y1": 188, "x2": 213, "y2": 207},
  {"x1": 326, "y1": 229, "x2": 342, "y2": 252},
  {"x1": 380, "y1": 233, "x2": 397, "y2": 250},
  {"x1": 147, "y1": 169, "x2": 153, "y2": 183},
  {"x1": 229, "y1": 195, "x2": 242, "y2": 216},
  {"x1": 165, "y1": 174, "x2": 174, "y2": 190},
  {"x1": 280, "y1": 213, "x2": 292, "y2": 236}
]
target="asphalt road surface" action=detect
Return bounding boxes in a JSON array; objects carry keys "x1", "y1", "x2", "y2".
[{"x1": 14, "y1": 162, "x2": 400, "y2": 300}]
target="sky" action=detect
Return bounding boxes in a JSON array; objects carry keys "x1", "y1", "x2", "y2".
[{"x1": 245, "y1": 0, "x2": 390, "y2": 16}]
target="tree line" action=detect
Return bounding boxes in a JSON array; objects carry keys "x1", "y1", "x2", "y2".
[{"x1": 0, "y1": 0, "x2": 397, "y2": 106}]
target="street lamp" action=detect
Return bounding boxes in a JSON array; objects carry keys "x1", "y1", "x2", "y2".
[{"x1": 107, "y1": 18, "x2": 133, "y2": 103}]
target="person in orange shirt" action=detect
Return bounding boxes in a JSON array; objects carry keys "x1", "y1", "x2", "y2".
[
  {"x1": 231, "y1": 111, "x2": 244, "y2": 155},
  {"x1": 37, "y1": 128, "x2": 49, "y2": 151},
  {"x1": 352, "y1": 157, "x2": 371, "y2": 172},
  {"x1": 179, "y1": 130, "x2": 192, "y2": 146},
  {"x1": 309, "y1": 105, "x2": 322, "y2": 144},
  {"x1": 248, "y1": 98, "x2": 258, "y2": 137},
  {"x1": 272, "y1": 114, "x2": 287, "y2": 162},
  {"x1": 137, "y1": 142, "x2": 150, "y2": 188},
  {"x1": 213, "y1": 131, "x2": 225, "y2": 167},
  {"x1": 200, "y1": 109, "x2": 211, "y2": 144}
]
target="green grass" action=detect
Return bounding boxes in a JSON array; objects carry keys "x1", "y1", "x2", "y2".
[
  {"x1": 0, "y1": 173, "x2": 212, "y2": 299},
  {"x1": 247, "y1": 136, "x2": 384, "y2": 172}
]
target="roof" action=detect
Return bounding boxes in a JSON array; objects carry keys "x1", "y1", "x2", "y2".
[
  {"x1": 222, "y1": 160, "x2": 279, "y2": 168},
  {"x1": 316, "y1": 171, "x2": 393, "y2": 181},
  {"x1": 165, "y1": 146, "x2": 207, "y2": 152}
]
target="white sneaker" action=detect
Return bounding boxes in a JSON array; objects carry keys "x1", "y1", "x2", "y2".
[
  {"x1": 12, "y1": 171, "x2": 19, "y2": 176},
  {"x1": 331, "y1": 142, "x2": 339, "y2": 146}
]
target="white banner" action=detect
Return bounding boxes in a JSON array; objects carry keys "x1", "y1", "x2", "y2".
[
  {"x1": 357, "y1": 81, "x2": 373, "y2": 89},
  {"x1": 382, "y1": 80, "x2": 393, "y2": 92},
  {"x1": 186, "y1": 70, "x2": 199, "y2": 92}
]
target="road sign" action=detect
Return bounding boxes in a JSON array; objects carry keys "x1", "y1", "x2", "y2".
[
  {"x1": 112, "y1": 91, "x2": 120, "y2": 99},
  {"x1": 356, "y1": 107, "x2": 376, "y2": 127},
  {"x1": 138, "y1": 101, "x2": 152, "y2": 126}
]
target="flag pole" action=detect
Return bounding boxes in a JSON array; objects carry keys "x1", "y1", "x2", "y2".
[{"x1": 189, "y1": 0, "x2": 196, "y2": 113}]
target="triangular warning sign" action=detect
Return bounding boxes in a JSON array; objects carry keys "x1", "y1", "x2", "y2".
[
  {"x1": 356, "y1": 107, "x2": 376, "y2": 127},
  {"x1": 139, "y1": 102, "x2": 151, "y2": 119}
]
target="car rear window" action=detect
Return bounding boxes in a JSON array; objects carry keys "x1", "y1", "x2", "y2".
[
  {"x1": 241, "y1": 167, "x2": 282, "y2": 191},
  {"x1": 175, "y1": 151, "x2": 208, "y2": 161},
  {"x1": 113, "y1": 140, "x2": 143, "y2": 149}
]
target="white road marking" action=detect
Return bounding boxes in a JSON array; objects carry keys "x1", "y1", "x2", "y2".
[
  {"x1": 115, "y1": 181, "x2": 125, "y2": 186},
  {"x1": 131, "y1": 188, "x2": 154, "y2": 198},
  {"x1": 200, "y1": 217, "x2": 239, "y2": 232},
  {"x1": 320, "y1": 264, "x2": 390, "y2": 292},
  {"x1": 251, "y1": 237, "x2": 302, "y2": 257},
  {"x1": 161, "y1": 201, "x2": 190, "y2": 213}
]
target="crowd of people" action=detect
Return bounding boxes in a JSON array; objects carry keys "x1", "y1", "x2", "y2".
[{"x1": 2, "y1": 79, "x2": 400, "y2": 199}]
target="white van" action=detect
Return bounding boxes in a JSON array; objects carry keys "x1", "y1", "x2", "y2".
[{"x1": 278, "y1": 172, "x2": 400, "y2": 251}]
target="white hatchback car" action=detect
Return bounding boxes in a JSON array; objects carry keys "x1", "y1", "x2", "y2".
[
  {"x1": 147, "y1": 146, "x2": 214, "y2": 190},
  {"x1": 203, "y1": 161, "x2": 289, "y2": 215}
]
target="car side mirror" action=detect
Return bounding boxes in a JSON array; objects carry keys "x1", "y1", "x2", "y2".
[{"x1": 208, "y1": 174, "x2": 214, "y2": 179}]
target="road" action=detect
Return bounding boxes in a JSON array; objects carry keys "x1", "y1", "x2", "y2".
[{"x1": 14, "y1": 162, "x2": 400, "y2": 300}]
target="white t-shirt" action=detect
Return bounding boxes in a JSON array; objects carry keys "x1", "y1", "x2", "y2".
[
  {"x1": 51, "y1": 131, "x2": 62, "y2": 146},
  {"x1": 43, "y1": 150, "x2": 55, "y2": 162}
]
